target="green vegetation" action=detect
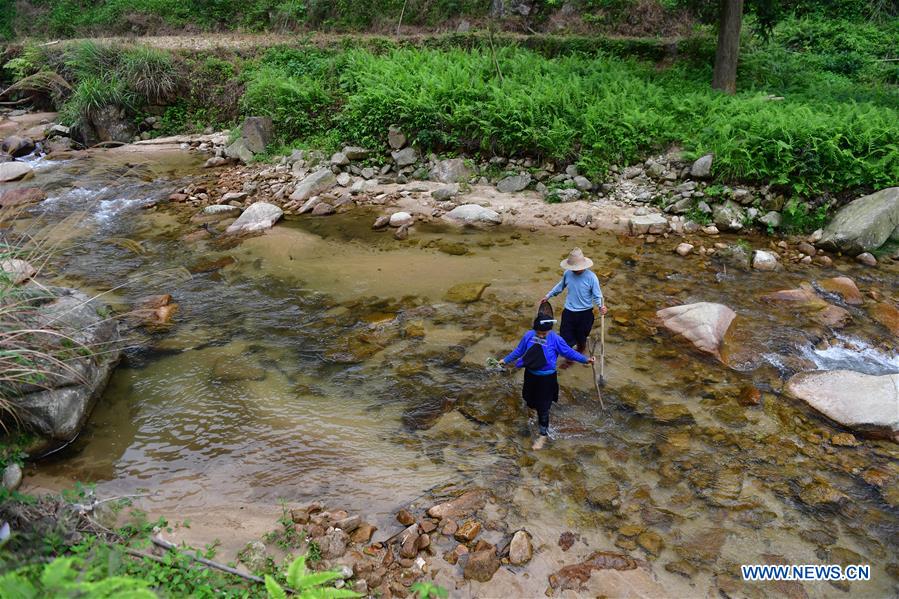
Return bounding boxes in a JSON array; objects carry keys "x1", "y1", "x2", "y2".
[{"x1": 263, "y1": 555, "x2": 359, "y2": 599}]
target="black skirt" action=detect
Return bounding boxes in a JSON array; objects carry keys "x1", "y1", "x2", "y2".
[
  {"x1": 522, "y1": 370, "x2": 559, "y2": 413},
  {"x1": 560, "y1": 307, "x2": 595, "y2": 348}
]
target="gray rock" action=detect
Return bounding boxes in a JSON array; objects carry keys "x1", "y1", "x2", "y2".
[
  {"x1": 572, "y1": 176, "x2": 593, "y2": 191},
  {"x1": 225, "y1": 202, "x2": 283, "y2": 234},
  {"x1": 298, "y1": 197, "x2": 321, "y2": 214},
  {"x1": 818, "y1": 187, "x2": 899, "y2": 255},
  {"x1": 341, "y1": 146, "x2": 369, "y2": 160},
  {"x1": 89, "y1": 105, "x2": 137, "y2": 143},
  {"x1": 675, "y1": 181, "x2": 697, "y2": 193},
  {"x1": 388, "y1": 126, "x2": 407, "y2": 150},
  {"x1": 629, "y1": 213, "x2": 668, "y2": 235},
  {"x1": 239, "y1": 116, "x2": 273, "y2": 154},
  {"x1": 444, "y1": 204, "x2": 502, "y2": 225},
  {"x1": 330, "y1": 152, "x2": 350, "y2": 166},
  {"x1": 752, "y1": 250, "x2": 779, "y2": 271},
  {"x1": 670, "y1": 197, "x2": 694, "y2": 215},
  {"x1": 311, "y1": 202, "x2": 334, "y2": 216},
  {"x1": 856, "y1": 252, "x2": 877, "y2": 266},
  {"x1": 361, "y1": 167, "x2": 376, "y2": 180},
  {"x1": 0, "y1": 161, "x2": 34, "y2": 182},
  {"x1": 623, "y1": 166, "x2": 642, "y2": 179},
  {"x1": 2, "y1": 135, "x2": 35, "y2": 157},
  {"x1": 786, "y1": 370, "x2": 898, "y2": 441},
  {"x1": 224, "y1": 139, "x2": 254, "y2": 164},
  {"x1": 203, "y1": 204, "x2": 241, "y2": 216},
  {"x1": 290, "y1": 169, "x2": 338, "y2": 202},
  {"x1": 239, "y1": 541, "x2": 269, "y2": 573},
  {"x1": 372, "y1": 215, "x2": 390, "y2": 229},
  {"x1": 646, "y1": 162, "x2": 666, "y2": 180},
  {"x1": 15, "y1": 288, "x2": 121, "y2": 447},
  {"x1": 690, "y1": 154, "x2": 714, "y2": 178},
  {"x1": 390, "y1": 211, "x2": 413, "y2": 227},
  {"x1": 432, "y1": 184, "x2": 459, "y2": 201},
  {"x1": 759, "y1": 211, "x2": 782, "y2": 229},
  {"x1": 565, "y1": 165, "x2": 579, "y2": 177},
  {"x1": 220, "y1": 191, "x2": 248, "y2": 203},
  {"x1": 2, "y1": 463, "x2": 23, "y2": 491},
  {"x1": 336, "y1": 172, "x2": 351, "y2": 187},
  {"x1": 47, "y1": 124, "x2": 70, "y2": 138},
  {"x1": 555, "y1": 188, "x2": 582, "y2": 203},
  {"x1": 713, "y1": 200, "x2": 745, "y2": 231},
  {"x1": 429, "y1": 158, "x2": 472, "y2": 183},
  {"x1": 391, "y1": 147, "x2": 418, "y2": 167},
  {"x1": 496, "y1": 173, "x2": 532, "y2": 193},
  {"x1": 508, "y1": 530, "x2": 533, "y2": 565}
]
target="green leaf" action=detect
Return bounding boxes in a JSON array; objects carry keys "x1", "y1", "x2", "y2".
[
  {"x1": 265, "y1": 574, "x2": 288, "y2": 599},
  {"x1": 286, "y1": 555, "x2": 307, "y2": 588},
  {"x1": 295, "y1": 571, "x2": 343, "y2": 590}
]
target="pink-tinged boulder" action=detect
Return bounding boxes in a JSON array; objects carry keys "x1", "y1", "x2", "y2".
[
  {"x1": 817, "y1": 277, "x2": 863, "y2": 305},
  {"x1": 656, "y1": 302, "x2": 736, "y2": 360},
  {"x1": 786, "y1": 370, "x2": 899, "y2": 441},
  {"x1": 0, "y1": 187, "x2": 46, "y2": 208}
]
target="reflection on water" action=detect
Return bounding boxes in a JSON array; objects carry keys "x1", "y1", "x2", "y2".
[{"x1": 19, "y1": 149, "x2": 899, "y2": 598}]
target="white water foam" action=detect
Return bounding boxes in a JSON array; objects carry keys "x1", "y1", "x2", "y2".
[{"x1": 800, "y1": 332, "x2": 899, "y2": 375}]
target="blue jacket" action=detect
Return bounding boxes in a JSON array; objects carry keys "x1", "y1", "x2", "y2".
[
  {"x1": 503, "y1": 330, "x2": 589, "y2": 374},
  {"x1": 546, "y1": 270, "x2": 603, "y2": 312}
]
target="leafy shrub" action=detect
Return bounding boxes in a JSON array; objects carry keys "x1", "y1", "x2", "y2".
[
  {"x1": 264, "y1": 555, "x2": 359, "y2": 599},
  {"x1": 241, "y1": 66, "x2": 332, "y2": 141},
  {"x1": 119, "y1": 45, "x2": 179, "y2": 103},
  {"x1": 0, "y1": 557, "x2": 155, "y2": 598},
  {"x1": 781, "y1": 197, "x2": 829, "y2": 233}
]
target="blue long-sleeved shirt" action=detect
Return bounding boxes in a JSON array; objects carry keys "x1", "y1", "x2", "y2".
[
  {"x1": 503, "y1": 330, "x2": 589, "y2": 374},
  {"x1": 546, "y1": 270, "x2": 603, "y2": 312}
]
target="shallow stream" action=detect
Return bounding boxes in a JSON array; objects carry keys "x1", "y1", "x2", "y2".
[{"x1": 11, "y1": 147, "x2": 899, "y2": 597}]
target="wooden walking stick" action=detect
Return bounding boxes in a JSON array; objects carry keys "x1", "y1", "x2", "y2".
[
  {"x1": 600, "y1": 312, "x2": 606, "y2": 387},
  {"x1": 590, "y1": 335, "x2": 605, "y2": 410}
]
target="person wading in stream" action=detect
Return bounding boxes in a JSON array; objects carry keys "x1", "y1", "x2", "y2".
[
  {"x1": 500, "y1": 317, "x2": 594, "y2": 450},
  {"x1": 540, "y1": 247, "x2": 607, "y2": 369}
]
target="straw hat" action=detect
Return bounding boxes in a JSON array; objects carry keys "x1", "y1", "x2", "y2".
[{"x1": 560, "y1": 247, "x2": 593, "y2": 270}]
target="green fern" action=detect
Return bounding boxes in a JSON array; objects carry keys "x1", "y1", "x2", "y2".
[{"x1": 265, "y1": 555, "x2": 360, "y2": 599}]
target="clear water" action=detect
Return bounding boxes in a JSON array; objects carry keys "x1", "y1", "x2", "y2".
[{"x1": 15, "y1": 147, "x2": 899, "y2": 598}]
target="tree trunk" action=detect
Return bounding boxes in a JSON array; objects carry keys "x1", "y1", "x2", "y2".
[
  {"x1": 492, "y1": 0, "x2": 505, "y2": 18},
  {"x1": 712, "y1": 0, "x2": 744, "y2": 94}
]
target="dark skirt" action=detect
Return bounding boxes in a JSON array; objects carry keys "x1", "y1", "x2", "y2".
[
  {"x1": 522, "y1": 370, "x2": 559, "y2": 413},
  {"x1": 560, "y1": 307, "x2": 595, "y2": 348}
]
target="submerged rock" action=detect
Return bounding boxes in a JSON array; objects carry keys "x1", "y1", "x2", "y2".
[
  {"x1": 427, "y1": 489, "x2": 488, "y2": 519},
  {"x1": 464, "y1": 549, "x2": 500, "y2": 582},
  {"x1": 786, "y1": 370, "x2": 899, "y2": 441},
  {"x1": 548, "y1": 551, "x2": 639, "y2": 591},
  {"x1": 870, "y1": 302, "x2": 899, "y2": 337},
  {"x1": 508, "y1": 530, "x2": 533, "y2": 565},
  {"x1": 0, "y1": 187, "x2": 45, "y2": 207},
  {"x1": 817, "y1": 277, "x2": 863, "y2": 305},
  {"x1": 656, "y1": 302, "x2": 736, "y2": 361},
  {"x1": 444, "y1": 282, "x2": 489, "y2": 303},
  {"x1": 818, "y1": 187, "x2": 899, "y2": 255}
]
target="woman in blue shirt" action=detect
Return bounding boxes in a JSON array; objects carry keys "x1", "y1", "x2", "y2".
[{"x1": 501, "y1": 316, "x2": 594, "y2": 450}]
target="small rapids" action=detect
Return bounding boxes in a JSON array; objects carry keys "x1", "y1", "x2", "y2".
[{"x1": 802, "y1": 333, "x2": 899, "y2": 375}]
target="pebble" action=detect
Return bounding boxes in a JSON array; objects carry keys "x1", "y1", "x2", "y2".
[
  {"x1": 701, "y1": 225, "x2": 719, "y2": 235},
  {"x1": 856, "y1": 252, "x2": 877, "y2": 266}
]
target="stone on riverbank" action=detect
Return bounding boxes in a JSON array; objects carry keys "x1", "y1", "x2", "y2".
[
  {"x1": 392, "y1": 147, "x2": 418, "y2": 167},
  {"x1": 496, "y1": 173, "x2": 531, "y2": 193},
  {"x1": 1, "y1": 259, "x2": 37, "y2": 285},
  {"x1": 430, "y1": 158, "x2": 471, "y2": 183},
  {"x1": 629, "y1": 213, "x2": 668, "y2": 235},
  {"x1": 2, "y1": 135, "x2": 36, "y2": 157},
  {"x1": 752, "y1": 250, "x2": 779, "y2": 271},
  {"x1": 14, "y1": 288, "x2": 121, "y2": 450},
  {"x1": 443, "y1": 204, "x2": 502, "y2": 225},
  {"x1": 2, "y1": 463, "x2": 23, "y2": 491},
  {"x1": 225, "y1": 202, "x2": 283, "y2": 235},
  {"x1": 656, "y1": 302, "x2": 736, "y2": 361},
  {"x1": 427, "y1": 489, "x2": 488, "y2": 519},
  {"x1": 289, "y1": 169, "x2": 338, "y2": 202},
  {"x1": 690, "y1": 154, "x2": 713, "y2": 178},
  {"x1": 786, "y1": 370, "x2": 899, "y2": 441},
  {"x1": 818, "y1": 187, "x2": 899, "y2": 255}
]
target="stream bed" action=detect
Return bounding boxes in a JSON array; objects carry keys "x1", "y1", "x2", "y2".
[{"x1": 12, "y1": 146, "x2": 899, "y2": 598}]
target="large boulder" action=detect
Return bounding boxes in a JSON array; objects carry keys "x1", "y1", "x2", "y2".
[
  {"x1": 430, "y1": 158, "x2": 472, "y2": 183},
  {"x1": 289, "y1": 169, "x2": 338, "y2": 202},
  {"x1": 238, "y1": 116, "x2": 273, "y2": 154},
  {"x1": 496, "y1": 173, "x2": 531, "y2": 193},
  {"x1": 712, "y1": 200, "x2": 745, "y2": 231},
  {"x1": 818, "y1": 187, "x2": 899, "y2": 255},
  {"x1": 392, "y1": 147, "x2": 418, "y2": 167},
  {"x1": 91, "y1": 105, "x2": 137, "y2": 143},
  {"x1": 690, "y1": 154, "x2": 714, "y2": 178},
  {"x1": 443, "y1": 204, "x2": 502, "y2": 225},
  {"x1": 2, "y1": 135, "x2": 36, "y2": 157},
  {"x1": 786, "y1": 370, "x2": 899, "y2": 441},
  {"x1": 0, "y1": 162, "x2": 34, "y2": 182},
  {"x1": 224, "y1": 139, "x2": 254, "y2": 164},
  {"x1": 656, "y1": 302, "x2": 736, "y2": 361},
  {"x1": 14, "y1": 287, "x2": 121, "y2": 450},
  {"x1": 629, "y1": 213, "x2": 668, "y2": 235},
  {"x1": 225, "y1": 202, "x2": 283, "y2": 235}
]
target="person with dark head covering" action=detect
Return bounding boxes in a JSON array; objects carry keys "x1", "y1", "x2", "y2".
[{"x1": 499, "y1": 315, "x2": 594, "y2": 450}]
